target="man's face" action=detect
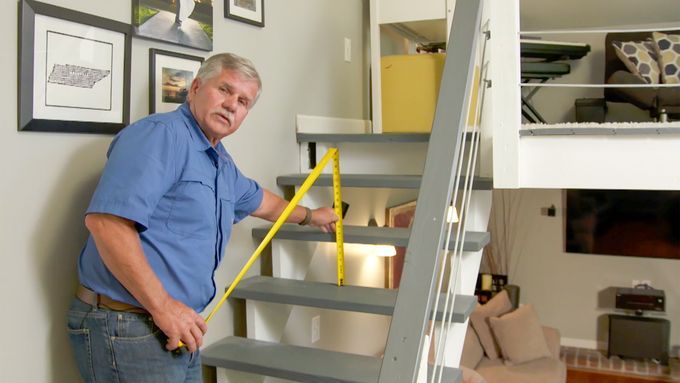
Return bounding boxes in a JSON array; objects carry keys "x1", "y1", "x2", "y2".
[{"x1": 187, "y1": 68, "x2": 259, "y2": 146}]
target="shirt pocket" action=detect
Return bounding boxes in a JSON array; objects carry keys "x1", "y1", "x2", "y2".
[
  {"x1": 167, "y1": 176, "x2": 216, "y2": 238},
  {"x1": 220, "y1": 198, "x2": 235, "y2": 245}
]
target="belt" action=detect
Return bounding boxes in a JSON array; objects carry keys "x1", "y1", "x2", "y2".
[{"x1": 76, "y1": 284, "x2": 149, "y2": 314}]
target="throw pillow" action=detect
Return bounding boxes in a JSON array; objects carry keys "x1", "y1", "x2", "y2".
[
  {"x1": 488, "y1": 304, "x2": 552, "y2": 365},
  {"x1": 612, "y1": 39, "x2": 661, "y2": 84},
  {"x1": 652, "y1": 32, "x2": 680, "y2": 84},
  {"x1": 469, "y1": 290, "x2": 513, "y2": 360}
]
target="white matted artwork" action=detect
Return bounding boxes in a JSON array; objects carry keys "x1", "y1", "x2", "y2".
[
  {"x1": 18, "y1": 0, "x2": 131, "y2": 134},
  {"x1": 149, "y1": 49, "x2": 204, "y2": 114},
  {"x1": 225, "y1": 0, "x2": 264, "y2": 27},
  {"x1": 33, "y1": 14, "x2": 125, "y2": 123}
]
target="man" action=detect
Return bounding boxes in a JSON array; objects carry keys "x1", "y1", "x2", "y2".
[{"x1": 67, "y1": 53, "x2": 337, "y2": 382}]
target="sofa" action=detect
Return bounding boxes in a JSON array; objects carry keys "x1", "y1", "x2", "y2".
[
  {"x1": 604, "y1": 30, "x2": 680, "y2": 120},
  {"x1": 459, "y1": 290, "x2": 566, "y2": 383}
]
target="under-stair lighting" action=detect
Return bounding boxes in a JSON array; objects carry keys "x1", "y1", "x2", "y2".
[
  {"x1": 367, "y1": 217, "x2": 397, "y2": 257},
  {"x1": 373, "y1": 245, "x2": 397, "y2": 257},
  {"x1": 447, "y1": 205, "x2": 460, "y2": 223}
]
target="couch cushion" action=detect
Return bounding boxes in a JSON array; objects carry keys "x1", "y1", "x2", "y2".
[
  {"x1": 469, "y1": 290, "x2": 513, "y2": 360},
  {"x1": 653, "y1": 31, "x2": 680, "y2": 84},
  {"x1": 612, "y1": 39, "x2": 661, "y2": 84},
  {"x1": 460, "y1": 365, "x2": 488, "y2": 383},
  {"x1": 461, "y1": 325, "x2": 485, "y2": 369},
  {"x1": 476, "y1": 357, "x2": 566, "y2": 383},
  {"x1": 489, "y1": 304, "x2": 552, "y2": 365}
]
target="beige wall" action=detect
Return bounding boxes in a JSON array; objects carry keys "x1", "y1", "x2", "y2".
[
  {"x1": 500, "y1": 189, "x2": 680, "y2": 351},
  {"x1": 0, "y1": 1, "x2": 367, "y2": 381}
]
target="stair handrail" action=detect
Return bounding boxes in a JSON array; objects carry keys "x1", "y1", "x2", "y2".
[
  {"x1": 430, "y1": 28, "x2": 491, "y2": 382},
  {"x1": 377, "y1": 0, "x2": 484, "y2": 381}
]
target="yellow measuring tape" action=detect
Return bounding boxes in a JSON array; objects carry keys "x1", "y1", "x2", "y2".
[
  {"x1": 332, "y1": 149, "x2": 345, "y2": 286},
  {"x1": 179, "y1": 148, "x2": 345, "y2": 347}
]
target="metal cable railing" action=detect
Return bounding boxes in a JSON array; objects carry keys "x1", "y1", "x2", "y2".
[{"x1": 430, "y1": 24, "x2": 491, "y2": 383}]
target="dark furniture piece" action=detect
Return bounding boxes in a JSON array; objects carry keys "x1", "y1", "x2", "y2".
[
  {"x1": 605, "y1": 30, "x2": 680, "y2": 120},
  {"x1": 608, "y1": 314, "x2": 670, "y2": 365},
  {"x1": 521, "y1": 39, "x2": 591, "y2": 123}
]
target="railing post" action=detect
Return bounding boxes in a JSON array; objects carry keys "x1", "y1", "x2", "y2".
[{"x1": 377, "y1": 0, "x2": 483, "y2": 381}]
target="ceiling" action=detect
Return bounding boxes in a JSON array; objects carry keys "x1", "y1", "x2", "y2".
[{"x1": 520, "y1": 0, "x2": 680, "y2": 31}]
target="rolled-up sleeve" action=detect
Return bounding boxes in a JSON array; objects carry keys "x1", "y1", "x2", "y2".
[
  {"x1": 230, "y1": 165, "x2": 263, "y2": 223},
  {"x1": 87, "y1": 121, "x2": 177, "y2": 231}
]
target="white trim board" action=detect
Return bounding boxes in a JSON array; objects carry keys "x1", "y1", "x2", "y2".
[
  {"x1": 561, "y1": 337, "x2": 607, "y2": 351},
  {"x1": 519, "y1": 134, "x2": 680, "y2": 190}
]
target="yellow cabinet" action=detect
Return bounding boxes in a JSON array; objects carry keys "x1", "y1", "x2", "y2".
[{"x1": 381, "y1": 53, "x2": 445, "y2": 133}]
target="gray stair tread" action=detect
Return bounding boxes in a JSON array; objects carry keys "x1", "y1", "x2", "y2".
[
  {"x1": 234, "y1": 276, "x2": 476, "y2": 322},
  {"x1": 253, "y1": 224, "x2": 490, "y2": 252},
  {"x1": 297, "y1": 132, "x2": 475, "y2": 143},
  {"x1": 202, "y1": 336, "x2": 462, "y2": 383},
  {"x1": 277, "y1": 173, "x2": 493, "y2": 190}
]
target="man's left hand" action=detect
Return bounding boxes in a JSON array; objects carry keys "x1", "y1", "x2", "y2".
[{"x1": 310, "y1": 207, "x2": 338, "y2": 233}]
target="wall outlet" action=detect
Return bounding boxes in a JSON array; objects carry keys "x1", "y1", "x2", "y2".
[
  {"x1": 311, "y1": 315, "x2": 321, "y2": 343},
  {"x1": 344, "y1": 38, "x2": 351, "y2": 62}
]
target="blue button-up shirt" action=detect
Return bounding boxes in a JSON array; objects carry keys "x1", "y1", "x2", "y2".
[{"x1": 78, "y1": 103, "x2": 263, "y2": 312}]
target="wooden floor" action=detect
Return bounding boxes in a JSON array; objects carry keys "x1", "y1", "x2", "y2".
[{"x1": 568, "y1": 368, "x2": 676, "y2": 383}]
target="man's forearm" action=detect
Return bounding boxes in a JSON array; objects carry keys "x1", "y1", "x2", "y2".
[
  {"x1": 252, "y1": 189, "x2": 310, "y2": 224},
  {"x1": 84, "y1": 213, "x2": 170, "y2": 314},
  {"x1": 252, "y1": 189, "x2": 338, "y2": 232},
  {"x1": 84, "y1": 213, "x2": 207, "y2": 351}
]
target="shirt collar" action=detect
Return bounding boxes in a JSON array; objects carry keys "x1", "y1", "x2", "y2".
[{"x1": 179, "y1": 103, "x2": 231, "y2": 164}]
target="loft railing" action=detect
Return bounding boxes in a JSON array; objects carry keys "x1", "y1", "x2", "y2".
[{"x1": 378, "y1": 0, "x2": 485, "y2": 381}]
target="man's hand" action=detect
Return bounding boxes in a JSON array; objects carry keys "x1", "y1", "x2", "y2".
[
  {"x1": 150, "y1": 296, "x2": 208, "y2": 352},
  {"x1": 310, "y1": 207, "x2": 338, "y2": 233}
]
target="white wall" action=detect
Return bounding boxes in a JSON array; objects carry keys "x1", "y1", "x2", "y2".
[
  {"x1": 0, "y1": 1, "x2": 367, "y2": 381},
  {"x1": 499, "y1": 189, "x2": 680, "y2": 351}
]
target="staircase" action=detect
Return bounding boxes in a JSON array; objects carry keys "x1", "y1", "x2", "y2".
[{"x1": 202, "y1": 0, "x2": 489, "y2": 381}]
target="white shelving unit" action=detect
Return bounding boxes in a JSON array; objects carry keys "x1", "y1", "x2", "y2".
[{"x1": 369, "y1": 0, "x2": 455, "y2": 133}]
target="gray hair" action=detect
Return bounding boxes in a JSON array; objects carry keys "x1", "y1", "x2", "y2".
[{"x1": 196, "y1": 53, "x2": 262, "y2": 103}]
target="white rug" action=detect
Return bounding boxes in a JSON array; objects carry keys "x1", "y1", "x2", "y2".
[{"x1": 523, "y1": 121, "x2": 680, "y2": 129}]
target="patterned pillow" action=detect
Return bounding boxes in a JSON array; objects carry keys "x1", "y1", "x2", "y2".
[
  {"x1": 612, "y1": 39, "x2": 660, "y2": 84},
  {"x1": 652, "y1": 31, "x2": 680, "y2": 84}
]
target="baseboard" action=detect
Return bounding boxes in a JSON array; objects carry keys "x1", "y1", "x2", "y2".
[{"x1": 561, "y1": 337, "x2": 607, "y2": 351}]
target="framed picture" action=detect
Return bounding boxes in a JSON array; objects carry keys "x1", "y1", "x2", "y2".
[
  {"x1": 149, "y1": 49, "x2": 204, "y2": 114},
  {"x1": 133, "y1": 0, "x2": 213, "y2": 51},
  {"x1": 18, "y1": 0, "x2": 131, "y2": 134},
  {"x1": 225, "y1": 0, "x2": 264, "y2": 27},
  {"x1": 385, "y1": 200, "x2": 417, "y2": 289}
]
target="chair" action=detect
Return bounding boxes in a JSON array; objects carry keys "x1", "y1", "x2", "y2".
[{"x1": 604, "y1": 31, "x2": 680, "y2": 120}]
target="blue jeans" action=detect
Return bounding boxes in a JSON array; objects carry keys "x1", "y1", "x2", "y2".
[{"x1": 67, "y1": 298, "x2": 202, "y2": 383}]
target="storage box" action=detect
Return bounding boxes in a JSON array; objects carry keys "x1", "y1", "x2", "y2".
[
  {"x1": 381, "y1": 54, "x2": 445, "y2": 132},
  {"x1": 575, "y1": 98, "x2": 607, "y2": 123}
]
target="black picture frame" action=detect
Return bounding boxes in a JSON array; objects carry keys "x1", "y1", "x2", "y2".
[
  {"x1": 132, "y1": 0, "x2": 214, "y2": 51},
  {"x1": 18, "y1": 0, "x2": 131, "y2": 134},
  {"x1": 225, "y1": 0, "x2": 264, "y2": 27},
  {"x1": 149, "y1": 48, "x2": 204, "y2": 114}
]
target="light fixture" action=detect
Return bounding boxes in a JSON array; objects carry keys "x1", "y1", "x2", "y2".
[
  {"x1": 447, "y1": 205, "x2": 460, "y2": 223},
  {"x1": 367, "y1": 217, "x2": 396, "y2": 257},
  {"x1": 373, "y1": 244, "x2": 397, "y2": 257}
]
